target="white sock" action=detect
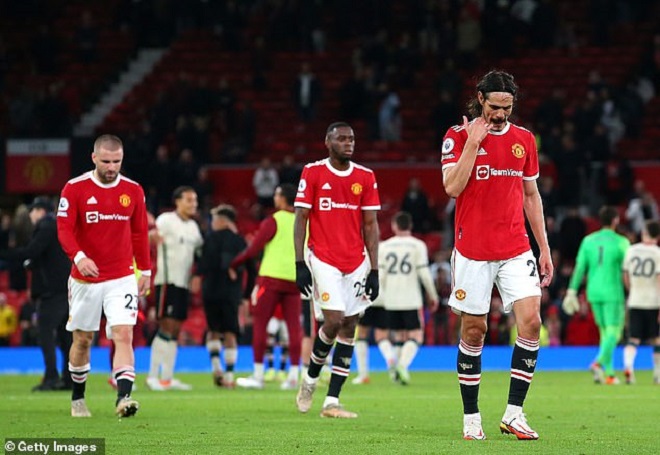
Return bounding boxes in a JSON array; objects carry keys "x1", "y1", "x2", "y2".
[
  {"x1": 206, "y1": 339, "x2": 223, "y2": 372},
  {"x1": 160, "y1": 340, "x2": 178, "y2": 382},
  {"x1": 304, "y1": 371, "x2": 319, "y2": 385},
  {"x1": 653, "y1": 350, "x2": 660, "y2": 379},
  {"x1": 149, "y1": 335, "x2": 169, "y2": 379},
  {"x1": 623, "y1": 344, "x2": 637, "y2": 371},
  {"x1": 504, "y1": 404, "x2": 523, "y2": 420},
  {"x1": 301, "y1": 364, "x2": 309, "y2": 379},
  {"x1": 323, "y1": 396, "x2": 339, "y2": 408},
  {"x1": 289, "y1": 365, "x2": 300, "y2": 381},
  {"x1": 377, "y1": 339, "x2": 394, "y2": 367},
  {"x1": 398, "y1": 340, "x2": 419, "y2": 369},
  {"x1": 254, "y1": 363, "x2": 265, "y2": 381},
  {"x1": 225, "y1": 347, "x2": 237, "y2": 370},
  {"x1": 354, "y1": 340, "x2": 369, "y2": 378},
  {"x1": 463, "y1": 412, "x2": 481, "y2": 423},
  {"x1": 393, "y1": 343, "x2": 402, "y2": 365}
]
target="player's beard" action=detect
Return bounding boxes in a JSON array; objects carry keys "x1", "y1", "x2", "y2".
[
  {"x1": 96, "y1": 169, "x2": 118, "y2": 184},
  {"x1": 331, "y1": 145, "x2": 352, "y2": 164}
]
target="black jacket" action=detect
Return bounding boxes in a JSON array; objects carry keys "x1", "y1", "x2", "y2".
[
  {"x1": 0, "y1": 214, "x2": 70, "y2": 297},
  {"x1": 198, "y1": 229, "x2": 256, "y2": 302}
]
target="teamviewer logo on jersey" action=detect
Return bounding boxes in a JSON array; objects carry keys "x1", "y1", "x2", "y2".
[
  {"x1": 476, "y1": 165, "x2": 490, "y2": 180},
  {"x1": 85, "y1": 211, "x2": 99, "y2": 223},
  {"x1": 319, "y1": 197, "x2": 332, "y2": 211}
]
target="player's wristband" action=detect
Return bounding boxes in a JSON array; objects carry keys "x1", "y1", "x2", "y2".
[
  {"x1": 139, "y1": 270, "x2": 152, "y2": 277},
  {"x1": 73, "y1": 251, "x2": 87, "y2": 265}
]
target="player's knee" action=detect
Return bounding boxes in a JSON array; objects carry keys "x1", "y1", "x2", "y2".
[
  {"x1": 462, "y1": 325, "x2": 486, "y2": 345},
  {"x1": 520, "y1": 314, "x2": 542, "y2": 337},
  {"x1": 74, "y1": 332, "x2": 94, "y2": 350},
  {"x1": 111, "y1": 326, "x2": 134, "y2": 345}
]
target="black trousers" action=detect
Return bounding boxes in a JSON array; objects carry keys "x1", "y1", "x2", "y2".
[{"x1": 37, "y1": 293, "x2": 72, "y2": 383}]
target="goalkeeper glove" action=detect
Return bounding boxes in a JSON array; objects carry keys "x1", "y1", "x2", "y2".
[
  {"x1": 365, "y1": 269, "x2": 379, "y2": 302},
  {"x1": 295, "y1": 261, "x2": 313, "y2": 297},
  {"x1": 562, "y1": 289, "x2": 579, "y2": 315}
]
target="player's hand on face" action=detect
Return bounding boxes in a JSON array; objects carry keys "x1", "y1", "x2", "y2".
[
  {"x1": 463, "y1": 115, "x2": 491, "y2": 145},
  {"x1": 137, "y1": 275, "x2": 150, "y2": 296},
  {"x1": 76, "y1": 257, "x2": 99, "y2": 278}
]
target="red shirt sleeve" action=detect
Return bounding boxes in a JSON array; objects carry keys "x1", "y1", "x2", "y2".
[
  {"x1": 294, "y1": 166, "x2": 314, "y2": 209},
  {"x1": 440, "y1": 125, "x2": 467, "y2": 171},
  {"x1": 131, "y1": 185, "x2": 151, "y2": 273},
  {"x1": 523, "y1": 132, "x2": 540, "y2": 180},
  {"x1": 56, "y1": 182, "x2": 83, "y2": 262},
  {"x1": 361, "y1": 170, "x2": 381, "y2": 209},
  {"x1": 230, "y1": 216, "x2": 277, "y2": 267}
]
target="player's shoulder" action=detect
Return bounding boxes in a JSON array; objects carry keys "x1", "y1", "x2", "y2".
[
  {"x1": 65, "y1": 171, "x2": 93, "y2": 186},
  {"x1": 303, "y1": 159, "x2": 328, "y2": 171},
  {"x1": 352, "y1": 162, "x2": 376, "y2": 177},
  {"x1": 509, "y1": 122, "x2": 534, "y2": 136},
  {"x1": 117, "y1": 174, "x2": 144, "y2": 191}
]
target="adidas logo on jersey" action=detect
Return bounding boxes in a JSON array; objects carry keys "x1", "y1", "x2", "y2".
[
  {"x1": 477, "y1": 147, "x2": 488, "y2": 156},
  {"x1": 87, "y1": 196, "x2": 98, "y2": 205},
  {"x1": 322, "y1": 183, "x2": 332, "y2": 190}
]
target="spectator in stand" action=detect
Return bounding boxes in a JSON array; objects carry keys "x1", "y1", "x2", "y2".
[
  {"x1": 340, "y1": 69, "x2": 368, "y2": 121},
  {"x1": 530, "y1": 0, "x2": 558, "y2": 48},
  {"x1": 213, "y1": 77, "x2": 237, "y2": 135},
  {"x1": 401, "y1": 178, "x2": 431, "y2": 234},
  {"x1": 455, "y1": 6, "x2": 481, "y2": 69},
  {"x1": 193, "y1": 167, "x2": 215, "y2": 215},
  {"x1": 626, "y1": 181, "x2": 659, "y2": 238},
  {"x1": 149, "y1": 145, "x2": 175, "y2": 211},
  {"x1": 431, "y1": 89, "x2": 461, "y2": 149},
  {"x1": 74, "y1": 10, "x2": 98, "y2": 63},
  {"x1": 253, "y1": 158, "x2": 279, "y2": 208},
  {"x1": 292, "y1": 62, "x2": 321, "y2": 123},
  {"x1": 558, "y1": 206, "x2": 587, "y2": 263},
  {"x1": 174, "y1": 148, "x2": 199, "y2": 188},
  {"x1": 554, "y1": 133, "x2": 585, "y2": 207},
  {"x1": 31, "y1": 25, "x2": 60, "y2": 74},
  {"x1": 535, "y1": 88, "x2": 566, "y2": 136},
  {"x1": 279, "y1": 155, "x2": 302, "y2": 187},
  {"x1": 0, "y1": 293, "x2": 17, "y2": 346},
  {"x1": 603, "y1": 157, "x2": 634, "y2": 205},
  {"x1": 378, "y1": 84, "x2": 402, "y2": 142}
]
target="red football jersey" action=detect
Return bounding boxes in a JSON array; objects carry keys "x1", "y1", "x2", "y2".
[
  {"x1": 441, "y1": 121, "x2": 539, "y2": 261},
  {"x1": 295, "y1": 159, "x2": 381, "y2": 273},
  {"x1": 57, "y1": 171, "x2": 151, "y2": 282}
]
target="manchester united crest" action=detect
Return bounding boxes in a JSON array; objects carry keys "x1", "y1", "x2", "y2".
[
  {"x1": 321, "y1": 292, "x2": 330, "y2": 302},
  {"x1": 455, "y1": 289, "x2": 466, "y2": 301},
  {"x1": 119, "y1": 194, "x2": 131, "y2": 207},
  {"x1": 351, "y1": 183, "x2": 363, "y2": 195},
  {"x1": 511, "y1": 143, "x2": 525, "y2": 158}
]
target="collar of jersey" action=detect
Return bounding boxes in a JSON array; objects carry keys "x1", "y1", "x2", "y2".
[
  {"x1": 89, "y1": 171, "x2": 121, "y2": 188},
  {"x1": 487, "y1": 122, "x2": 511, "y2": 136},
  {"x1": 324, "y1": 158, "x2": 354, "y2": 177}
]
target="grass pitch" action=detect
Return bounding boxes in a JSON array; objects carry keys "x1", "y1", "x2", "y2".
[{"x1": 1, "y1": 371, "x2": 658, "y2": 454}]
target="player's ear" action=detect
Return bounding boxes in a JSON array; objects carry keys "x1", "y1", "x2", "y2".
[{"x1": 477, "y1": 91, "x2": 485, "y2": 105}]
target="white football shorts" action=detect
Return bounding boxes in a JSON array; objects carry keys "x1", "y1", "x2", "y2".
[
  {"x1": 67, "y1": 274, "x2": 139, "y2": 332},
  {"x1": 448, "y1": 249, "x2": 541, "y2": 315},
  {"x1": 308, "y1": 251, "x2": 371, "y2": 319}
]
